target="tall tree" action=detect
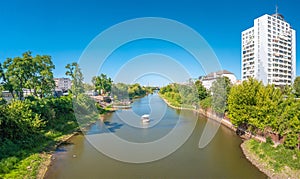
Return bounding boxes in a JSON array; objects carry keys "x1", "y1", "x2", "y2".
[
  {"x1": 210, "y1": 76, "x2": 231, "y2": 114},
  {"x1": 26, "y1": 54, "x2": 55, "y2": 98},
  {"x1": 2, "y1": 52, "x2": 55, "y2": 99},
  {"x1": 3, "y1": 52, "x2": 34, "y2": 99},
  {"x1": 65, "y1": 62, "x2": 84, "y2": 95},
  {"x1": 228, "y1": 78, "x2": 262, "y2": 130},
  {"x1": 293, "y1": 76, "x2": 300, "y2": 97}
]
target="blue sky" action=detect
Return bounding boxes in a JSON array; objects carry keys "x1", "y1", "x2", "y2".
[{"x1": 0, "y1": 0, "x2": 299, "y2": 86}]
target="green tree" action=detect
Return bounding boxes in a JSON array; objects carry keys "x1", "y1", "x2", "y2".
[
  {"x1": 3, "y1": 54, "x2": 31, "y2": 99},
  {"x1": 228, "y1": 78, "x2": 262, "y2": 130},
  {"x1": 111, "y1": 83, "x2": 129, "y2": 101},
  {"x1": 293, "y1": 76, "x2": 300, "y2": 97},
  {"x1": 0, "y1": 63, "x2": 14, "y2": 99},
  {"x1": 194, "y1": 80, "x2": 208, "y2": 101},
  {"x1": 128, "y1": 83, "x2": 146, "y2": 99},
  {"x1": 92, "y1": 74, "x2": 113, "y2": 95},
  {"x1": 210, "y1": 77, "x2": 231, "y2": 114},
  {"x1": 27, "y1": 54, "x2": 55, "y2": 98},
  {"x1": 1, "y1": 52, "x2": 55, "y2": 99},
  {"x1": 65, "y1": 62, "x2": 84, "y2": 95}
]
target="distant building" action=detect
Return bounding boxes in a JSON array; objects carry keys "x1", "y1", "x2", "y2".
[
  {"x1": 54, "y1": 78, "x2": 72, "y2": 92},
  {"x1": 241, "y1": 12, "x2": 296, "y2": 86},
  {"x1": 200, "y1": 70, "x2": 237, "y2": 89},
  {"x1": 1, "y1": 89, "x2": 33, "y2": 101}
]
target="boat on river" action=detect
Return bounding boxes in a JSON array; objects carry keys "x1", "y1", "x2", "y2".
[{"x1": 141, "y1": 114, "x2": 150, "y2": 123}]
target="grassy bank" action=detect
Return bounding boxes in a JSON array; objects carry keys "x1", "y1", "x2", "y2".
[
  {"x1": 0, "y1": 94, "x2": 109, "y2": 179},
  {"x1": 0, "y1": 113, "x2": 79, "y2": 179},
  {"x1": 242, "y1": 139, "x2": 300, "y2": 178}
]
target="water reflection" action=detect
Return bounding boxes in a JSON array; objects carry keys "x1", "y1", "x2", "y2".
[{"x1": 45, "y1": 95, "x2": 267, "y2": 179}]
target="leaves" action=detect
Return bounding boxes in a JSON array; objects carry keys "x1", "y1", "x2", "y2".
[
  {"x1": 228, "y1": 78, "x2": 300, "y2": 149},
  {"x1": 92, "y1": 74, "x2": 113, "y2": 95},
  {"x1": 65, "y1": 62, "x2": 84, "y2": 95},
  {"x1": 293, "y1": 76, "x2": 300, "y2": 97},
  {"x1": 210, "y1": 77, "x2": 231, "y2": 114},
  {"x1": 1, "y1": 52, "x2": 55, "y2": 99}
]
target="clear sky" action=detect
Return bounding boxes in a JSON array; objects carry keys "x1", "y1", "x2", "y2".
[{"x1": 0, "y1": 0, "x2": 299, "y2": 86}]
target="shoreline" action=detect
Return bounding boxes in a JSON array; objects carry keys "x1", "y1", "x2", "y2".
[
  {"x1": 240, "y1": 142, "x2": 275, "y2": 179},
  {"x1": 159, "y1": 95, "x2": 273, "y2": 178},
  {"x1": 240, "y1": 141, "x2": 300, "y2": 179},
  {"x1": 37, "y1": 131, "x2": 80, "y2": 179},
  {"x1": 38, "y1": 95, "x2": 289, "y2": 179},
  {"x1": 159, "y1": 95, "x2": 237, "y2": 132},
  {"x1": 37, "y1": 111, "x2": 113, "y2": 179}
]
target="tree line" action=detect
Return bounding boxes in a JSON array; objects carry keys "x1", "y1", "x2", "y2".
[
  {"x1": 0, "y1": 51, "x2": 55, "y2": 99},
  {"x1": 160, "y1": 77, "x2": 300, "y2": 149}
]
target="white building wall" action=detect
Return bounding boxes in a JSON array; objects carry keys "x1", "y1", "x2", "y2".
[
  {"x1": 242, "y1": 13, "x2": 296, "y2": 86},
  {"x1": 292, "y1": 29, "x2": 296, "y2": 83}
]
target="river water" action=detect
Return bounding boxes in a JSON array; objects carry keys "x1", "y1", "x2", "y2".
[{"x1": 45, "y1": 93, "x2": 266, "y2": 178}]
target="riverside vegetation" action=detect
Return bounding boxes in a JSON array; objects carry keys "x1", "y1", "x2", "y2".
[
  {"x1": 1, "y1": 52, "x2": 299, "y2": 178},
  {"x1": 160, "y1": 77, "x2": 300, "y2": 176},
  {"x1": 0, "y1": 52, "x2": 152, "y2": 178}
]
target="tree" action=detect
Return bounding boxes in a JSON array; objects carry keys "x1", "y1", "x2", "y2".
[
  {"x1": 92, "y1": 74, "x2": 113, "y2": 95},
  {"x1": 195, "y1": 80, "x2": 208, "y2": 101},
  {"x1": 293, "y1": 76, "x2": 300, "y2": 97},
  {"x1": 65, "y1": 62, "x2": 84, "y2": 95},
  {"x1": 210, "y1": 76, "x2": 231, "y2": 114},
  {"x1": 111, "y1": 83, "x2": 129, "y2": 101},
  {"x1": 2, "y1": 52, "x2": 55, "y2": 99},
  {"x1": 26, "y1": 54, "x2": 55, "y2": 98},
  {"x1": 228, "y1": 78, "x2": 262, "y2": 130}
]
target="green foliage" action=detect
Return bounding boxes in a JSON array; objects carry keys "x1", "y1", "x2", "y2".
[
  {"x1": 65, "y1": 62, "x2": 84, "y2": 95},
  {"x1": 111, "y1": 83, "x2": 129, "y2": 101},
  {"x1": 0, "y1": 100, "x2": 44, "y2": 141},
  {"x1": 128, "y1": 83, "x2": 147, "y2": 99},
  {"x1": 210, "y1": 77, "x2": 231, "y2": 114},
  {"x1": 199, "y1": 96, "x2": 212, "y2": 109},
  {"x1": 293, "y1": 76, "x2": 300, "y2": 97},
  {"x1": 0, "y1": 95, "x2": 83, "y2": 178},
  {"x1": 266, "y1": 136, "x2": 274, "y2": 145},
  {"x1": 228, "y1": 78, "x2": 264, "y2": 129},
  {"x1": 284, "y1": 133, "x2": 299, "y2": 149},
  {"x1": 194, "y1": 80, "x2": 208, "y2": 100},
  {"x1": 160, "y1": 83, "x2": 200, "y2": 109},
  {"x1": 229, "y1": 78, "x2": 300, "y2": 149},
  {"x1": 92, "y1": 74, "x2": 113, "y2": 95},
  {"x1": 246, "y1": 139, "x2": 300, "y2": 172},
  {"x1": 2, "y1": 52, "x2": 55, "y2": 99}
]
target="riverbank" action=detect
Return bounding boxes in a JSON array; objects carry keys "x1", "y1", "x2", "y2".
[
  {"x1": 36, "y1": 132, "x2": 79, "y2": 179},
  {"x1": 159, "y1": 95, "x2": 237, "y2": 134},
  {"x1": 241, "y1": 139, "x2": 300, "y2": 179},
  {"x1": 37, "y1": 110, "x2": 114, "y2": 179},
  {"x1": 161, "y1": 94, "x2": 300, "y2": 179}
]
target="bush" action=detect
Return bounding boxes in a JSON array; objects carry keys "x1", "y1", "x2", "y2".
[
  {"x1": 284, "y1": 133, "x2": 299, "y2": 149},
  {"x1": 266, "y1": 136, "x2": 274, "y2": 145}
]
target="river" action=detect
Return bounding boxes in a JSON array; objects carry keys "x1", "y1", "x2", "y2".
[{"x1": 45, "y1": 93, "x2": 267, "y2": 178}]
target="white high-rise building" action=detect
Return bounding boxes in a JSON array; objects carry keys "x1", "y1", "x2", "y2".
[{"x1": 241, "y1": 13, "x2": 296, "y2": 86}]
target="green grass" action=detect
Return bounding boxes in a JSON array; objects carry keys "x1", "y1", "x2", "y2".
[
  {"x1": 0, "y1": 113, "x2": 80, "y2": 179},
  {"x1": 1, "y1": 153, "x2": 43, "y2": 179},
  {"x1": 245, "y1": 139, "x2": 300, "y2": 172}
]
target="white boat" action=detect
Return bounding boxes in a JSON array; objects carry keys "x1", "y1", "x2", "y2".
[{"x1": 141, "y1": 114, "x2": 150, "y2": 123}]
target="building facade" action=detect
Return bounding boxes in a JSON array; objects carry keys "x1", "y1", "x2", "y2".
[
  {"x1": 200, "y1": 70, "x2": 237, "y2": 89},
  {"x1": 54, "y1": 78, "x2": 72, "y2": 92},
  {"x1": 241, "y1": 13, "x2": 296, "y2": 86}
]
